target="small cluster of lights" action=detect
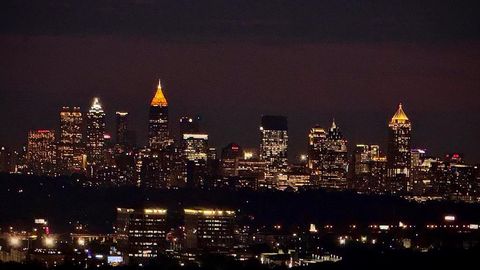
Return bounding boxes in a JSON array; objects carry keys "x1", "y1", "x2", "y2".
[
  {"x1": 9, "y1": 236, "x2": 21, "y2": 247},
  {"x1": 144, "y1": 208, "x2": 167, "y2": 215},
  {"x1": 444, "y1": 215, "x2": 456, "y2": 222},
  {"x1": 184, "y1": 209, "x2": 235, "y2": 216},
  {"x1": 43, "y1": 236, "x2": 55, "y2": 248}
]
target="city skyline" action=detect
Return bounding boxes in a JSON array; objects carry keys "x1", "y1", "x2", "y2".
[
  {"x1": 1, "y1": 1, "x2": 480, "y2": 268},
  {"x1": 1, "y1": 77, "x2": 478, "y2": 164}
]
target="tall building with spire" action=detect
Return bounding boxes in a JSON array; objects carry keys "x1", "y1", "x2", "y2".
[
  {"x1": 58, "y1": 106, "x2": 84, "y2": 173},
  {"x1": 321, "y1": 119, "x2": 348, "y2": 190},
  {"x1": 387, "y1": 103, "x2": 412, "y2": 194},
  {"x1": 86, "y1": 97, "x2": 106, "y2": 172},
  {"x1": 148, "y1": 80, "x2": 169, "y2": 151},
  {"x1": 140, "y1": 80, "x2": 172, "y2": 189}
]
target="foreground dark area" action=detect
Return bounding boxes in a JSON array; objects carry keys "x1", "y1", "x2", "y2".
[
  {"x1": 1, "y1": 173, "x2": 479, "y2": 269},
  {"x1": 2, "y1": 173, "x2": 480, "y2": 233},
  {"x1": 1, "y1": 247, "x2": 479, "y2": 270}
]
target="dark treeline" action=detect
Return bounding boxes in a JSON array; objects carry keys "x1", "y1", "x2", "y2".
[{"x1": 1, "y1": 173, "x2": 480, "y2": 233}]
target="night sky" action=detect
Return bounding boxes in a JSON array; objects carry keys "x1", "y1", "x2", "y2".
[{"x1": 1, "y1": 1, "x2": 479, "y2": 162}]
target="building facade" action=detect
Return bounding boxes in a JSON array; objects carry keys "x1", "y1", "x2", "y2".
[
  {"x1": 307, "y1": 125, "x2": 327, "y2": 178},
  {"x1": 115, "y1": 112, "x2": 130, "y2": 151},
  {"x1": 352, "y1": 144, "x2": 387, "y2": 193},
  {"x1": 58, "y1": 106, "x2": 84, "y2": 174},
  {"x1": 148, "y1": 80, "x2": 169, "y2": 151},
  {"x1": 320, "y1": 120, "x2": 348, "y2": 190},
  {"x1": 27, "y1": 130, "x2": 56, "y2": 175},
  {"x1": 260, "y1": 115, "x2": 288, "y2": 186},
  {"x1": 387, "y1": 104, "x2": 412, "y2": 194},
  {"x1": 116, "y1": 208, "x2": 169, "y2": 264},
  {"x1": 86, "y1": 98, "x2": 106, "y2": 173},
  {"x1": 183, "y1": 208, "x2": 236, "y2": 251}
]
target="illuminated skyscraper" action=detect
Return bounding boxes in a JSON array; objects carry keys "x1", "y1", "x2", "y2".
[
  {"x1": 354, "y1": 144, "x2": 380, "y2": 175},
  {"x1": 27, "y1": 130, "x2": 56, "y2": 175},
  {"x1": 148, "y1": 80, "x2": 169, "y2": 151},
  {"x1": 259, "y1": 115, "x2": 288, "y2": 185},
  {"x1": 180, "y1": 133, "x2": 208, "y2": 188},
  {"x1": 58, "y1": 106, "x2": 84, "y2": 173},
  {"x1": 387, "y1": 103, "x2": 412, "y2": 194},
  {"x1": 308, "y1": 125, "x2": 327, "y2": 177},
  {"x1": 321, "y1": 119, "x2": 348, "y2": 190},
  {"x1": 141, "y1": 82, "x2": 172, "y2": 189},
  {"x1": 86, "y1": 97, "x2": 106, "y2": 171},
  {"x1": 352, "y1": 144, "x2": 387, "y2": 193}
]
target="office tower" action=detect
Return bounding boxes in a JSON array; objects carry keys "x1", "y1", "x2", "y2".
[
  {"x1": 449, "y1": 164, "x2": 477, "y2": 201},
  {"x1": 141, "y1": 81, "x2": 172, "y2": 189},
  {"x1": 86, "y1": 98, "x2": 106, "y2": 174},
  {"x1": 308, "y1": 125, "x2": 327, "y2": 180},
  {"x1": 27, "y1": 130, "x2": 56, "y2": 175},
  {"x1": 182, "y1": 133, "x2": 209, "y2": 188},
  {"x1": 259, "y1": 115, "x2": 288, "y2": 185},
  {"x1": 58, "y1": 106, "x2": 84, "y2": 173},
  {"x1": 148, "y1": 80, "x2": 169, "y2": 151},
  {"x1": 220, "y1": 143, "x2": 243, "y2": 177},
  {"x1": 183, "y1": 208, "x2": 236, "y2": 251},
  {"x1": 140, "y1": 149, "x2": 173, "y2": 189},
  {"x1": 426, "y1": 156, "x2": 478, "y2": 202},
  {"x1": 411, "y1": 149, "x2": 426, "y2": 168},
  {"x1": 352, "y1": 144, "x2": 387, "y2": 193},
  {"x1": 321, "y1": 119, "x2": 348, "y2": 190},
  {"x1": 409, "y1": 148, "x2": 427, "y2": 194},
  {"x1": 183, "y1": 133, "x2": 208, "y2": 161},
  {"x1": 115, "y1": 112, "x2": 129, "y2": 149},
  {"x1": 354, "y1": 144, "x2": 380, "y2": 175},
  {"x1": 116, "y1": 208, "x2": 168, "y2": 265},
  {"x1": 387, "y1": 103, "x2": 412, "y2": 194}
]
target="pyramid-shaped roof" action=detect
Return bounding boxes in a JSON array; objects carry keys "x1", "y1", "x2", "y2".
[
  {"x1": 390, "y1": 103, "x2": 409, "y2": 124},
  {"x1": 151, "y1": 79, "x2": 168, "y2": 107}
]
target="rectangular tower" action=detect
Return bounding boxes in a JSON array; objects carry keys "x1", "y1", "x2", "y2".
[
  {"x1": 58, "y1": 106, "x2": 83, "y2": 173},
  {"x1": 259, "y1": 115, "x2": 288, "y2": 186}
]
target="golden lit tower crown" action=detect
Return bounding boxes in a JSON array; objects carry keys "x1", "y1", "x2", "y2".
[
  {"x1": 389, "y1": 103, "x2": 410, "y2": 126},
  {"x1": 150, "y1": 79, "x2": 168, "y2": 107}
]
